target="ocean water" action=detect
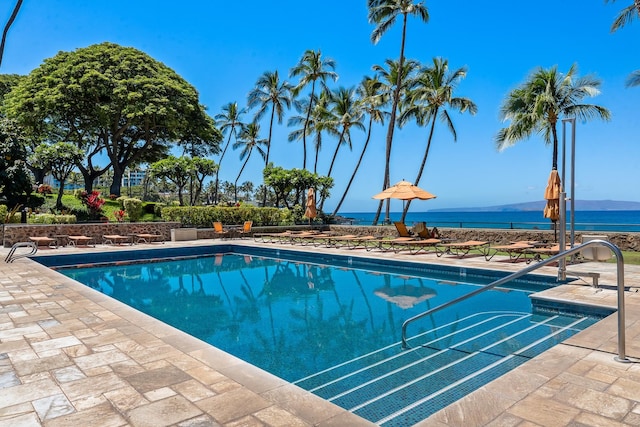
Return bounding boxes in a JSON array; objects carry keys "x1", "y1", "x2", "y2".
[{"x1": 339, "y1": 210, "x2": 640, "y2": 232}]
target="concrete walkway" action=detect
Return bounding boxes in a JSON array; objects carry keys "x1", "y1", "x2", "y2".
[{"x1": 1, "y1": 239, "x2": 640, "y2": 426}]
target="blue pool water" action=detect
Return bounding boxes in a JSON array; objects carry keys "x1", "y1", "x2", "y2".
[{"x1": 41, "y1": 246, "x2": 607, "y2": 426}]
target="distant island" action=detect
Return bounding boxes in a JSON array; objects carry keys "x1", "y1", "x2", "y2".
[{"x1": 429, "y1": 200, "x2": 640, "y2": 212}]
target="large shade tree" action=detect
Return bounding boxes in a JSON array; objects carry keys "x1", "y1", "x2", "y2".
[
  {"x1": 496, "y1": 64, "x2": 611, "y2": 170},
  {"x1": 4, "y1": 42, "x2": 219, "y2": 196},
  {"x1": 368, "y1": 0, "x2": 429, "y2": 224}
]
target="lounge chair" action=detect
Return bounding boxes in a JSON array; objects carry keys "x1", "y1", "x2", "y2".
[
  {"x1": 213, "y1": 222, "x2": 230, "y2": 239},
  {"x1": 68, "y1": 235, "x2": 95, "y2": 247},
  {"x1": 364, "y1": 236, "x2": 417, "y2": 252},
  {"x1": 391, "y1": 238, "x2": 442, "y2": 255},
  {"x1": 102, "y1": 234, "x2": 132, "y2": 245},
  {"x1": 484, "y1": 242, "x2": 534, "y2": 262},
  {"x1": 28, "y1": 236, "x2": 57, "y2": 248},
  {"x1": 526, "y1": 244, "x2": 570, "y2": 263},
  {"x1": 436, "y1": 240, "x2": 489, "y2": 258},
  {"x1": 416, "y1": 226, "x2": 441, "y2": 240},
  {"x1": 135, "y1": 233, "x2": 164, "y2": 244},
  {"x1": 236, "y1": 221, "x2": 253, "y2": 239},
  {"x1": 394, "y1": 222, "x2": 414, "y2": 238}
]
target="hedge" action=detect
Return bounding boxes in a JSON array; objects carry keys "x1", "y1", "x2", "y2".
[{"x1": 160, "y1": 205, "x2": 286, "y2": 228}]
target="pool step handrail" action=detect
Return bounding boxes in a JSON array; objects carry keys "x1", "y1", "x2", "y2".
[
  {"x1": 401, "y1": 240, "x2": 629, "y2": 363},
  {"x1": 5, "y1": 241, "x2": 38, "y2": 263}
]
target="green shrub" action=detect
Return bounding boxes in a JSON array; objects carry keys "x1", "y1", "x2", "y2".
[
  {"x1": 160, "y1": 205, "x2": 283, "y2": 227},
  {"x1": 123, "y1": 198, "x2": 143, "y2": 222},
  {"x1": 29, "y1": 214, "x2": 77, "y2": 224},
  {"x1": 0, "y1": 205, "x2": 7, "y2": 223}
]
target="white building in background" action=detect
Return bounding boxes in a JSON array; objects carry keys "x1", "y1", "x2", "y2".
[{"x1": 46, "y1": 168, "x2": 146, "y2": 190}]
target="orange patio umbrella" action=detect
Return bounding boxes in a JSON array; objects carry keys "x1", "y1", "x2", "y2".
[{"x1": 372, "y1": 180, "x2": 436, "y2": 201}]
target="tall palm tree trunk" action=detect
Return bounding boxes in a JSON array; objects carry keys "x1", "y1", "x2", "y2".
[
  {"x1": 235, "y1": 155, "x2": 251, "y2": 203},
  {"x1": 332, "y1": 117, "x2": 374, "y2": 216},
  {"x1": 401, "y1": 110, "x2": 438, "y2": 222},
  {"x1": 214, "y1": 131, "x2": 233, "y2": 204},
  {"x1": 373, "y1": 13, "x2": 408, "y2": 225},
  {"x1": 262, "y1": 108, "x2": 276, "y2": 206},
  {"x1": 302, "y1": 81, "x2": 317, "y2": 170}
]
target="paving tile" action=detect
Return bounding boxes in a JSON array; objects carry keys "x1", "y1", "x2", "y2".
[
  {"x1": 104, "y1": 384, "x2": 149, "y2": 412},
  {"x1": 59, "y1": 372, "x2": 126, "y2": 402},
  {"x1": 43, "y1": 401, "x2": 126, "y2": 427},
  {"x1": 52, "y1": 365, "x2": 86, "y2": 383},
  {"x1": 32, "y1": 393, "x2": 75, "y2": 421},
  {"x1": 0, "y1": 412, "x2": 42, "y2": 427},
  {"x1": 507, "y1": 393, "x2": 580, "y2": 426},
  {"x1": 0, "y1": 377, "x2": 60, "y2": 407},
  {"x1": 127, "y1": 395, "x2": 203, "y2": 427},
  {"x1": 172, "y1": 379, "x2": 216, "y2": 402},
  {"x1": 73, "y1": 348, "x2": 129, "y2": 370},
  {"x1": 126, "y1": 364, "x2": 193, "y2": 394},
  {"x1": 196, "y1": 387, "x2": 272, "y2": 424}
]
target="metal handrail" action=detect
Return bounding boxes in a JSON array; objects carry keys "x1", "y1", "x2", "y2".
[
  {"x1": 5, "y1": 241, "x2": 38, "y2": 263},
  {"x1": 401, "y1": 240, "x2": 629, "y2": 363}
]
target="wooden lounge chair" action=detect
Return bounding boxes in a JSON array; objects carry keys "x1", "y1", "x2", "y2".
[
  {"x1": 28, "y1": 236, "x2": 57, "y2": 248},
  {"x1": 391, "y1": 238, "x2": 442, "y2": 255},
  {"x1": 436, "y1": 240, "x2": 489, "y2": 258},
  {"x1": 416, "y1": 226, "x2": 440, "y2": 240},
  {"x1": 102, "y1": 234, "x2": 131, "y2": 245},
  {"x1": 135, "y1": 233, "x2": 164, "y2": 244},
  {"x1": 394, "y1": 222, "x2": 414, "y2": 238},
  {"x1": 484, "y1": 242, "x2": 534, "y2": 262},
  {"x1": 364, "y1": 237, "x2": 417, "y2": 252},
  {"x1": 526, "y1": 244, "x2": 570, "y2": 263},
  {"x1": 68, "y1": 235, "x2": 94, "y2": 247}
]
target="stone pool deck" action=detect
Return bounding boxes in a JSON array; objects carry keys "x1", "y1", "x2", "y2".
[{"x1": 1, "y1": 238, "x2": 640, "y2": 426}]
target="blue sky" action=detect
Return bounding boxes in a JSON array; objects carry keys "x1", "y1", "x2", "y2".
[{"x1": 2, "y1": 0, "x2": 638, "y2": 213}]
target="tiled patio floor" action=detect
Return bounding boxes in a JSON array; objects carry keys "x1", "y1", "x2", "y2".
[{"x1": 1, "y1": 238, "x2": 640, "y2": 426}]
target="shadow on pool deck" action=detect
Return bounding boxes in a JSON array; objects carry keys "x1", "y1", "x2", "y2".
[{"x1": 2, "y1": 238, "x2": 640, "y2": 426}]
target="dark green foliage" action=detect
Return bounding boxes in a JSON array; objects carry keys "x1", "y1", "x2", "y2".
[
  {"x1": 161, "y1": 206, "x2": 282, "y2": 228},
  {"x1": 0, "y1": 118, "x2": 32, "y2": 204}
]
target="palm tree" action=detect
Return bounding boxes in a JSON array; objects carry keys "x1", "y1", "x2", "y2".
[
  {"x1": 367, "y1": 0, "x2": 429, "y2": 225},
  {"x1": 213, "y1": 102, "x2": 246, "y2": 204},
  {"x1": 606, "y1": 0, "x2": 640, "y2": 87},
  {"x1": 233, "y1": 122, "x2": 267, "y2": 203},
  {"x1": 247, "y1": 70, "x2": 292, "y2": 205},
  {"x1": 496, "y1": 64, "x2": 611, "y2": 171},
  {"x1": 326, "y1": 87, "x2": 365, "y2": 179},
  {"x1": 288, "y1": 90, "x2": 336, "y2": 174},
  {"x1": 332, "y1": 76, "x2": 388, "y2": 216},
  {"x1": 290, "y1": 49, "x2": 338, "y2": 170},
  {"x1": 398, "y1": 58, "x2": 477, "y2": 222}
]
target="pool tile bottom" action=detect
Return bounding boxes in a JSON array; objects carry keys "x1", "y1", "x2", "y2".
[{"x1": 2, "y1": 239, "x2": 640, "y2": 426}]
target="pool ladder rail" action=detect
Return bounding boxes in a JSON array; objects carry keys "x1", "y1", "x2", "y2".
[
  {"x1": 401, "y1": 239, "x2": 629, "y2": 363},
  {"x1": 5, "y1": 241, "x2": 38, "y2": 263}
]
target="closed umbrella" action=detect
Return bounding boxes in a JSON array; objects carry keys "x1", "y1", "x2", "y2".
[
  {"x1": 304, "y1": 188, "x2": 317, "y2": 224},
  {"x1": 543, "y1": 169, "x2": 561, "y2": 239}
]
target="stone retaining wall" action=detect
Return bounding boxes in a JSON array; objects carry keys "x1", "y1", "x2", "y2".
[
  {"x1": 2, "y1": 222, "x2": 181, "y2": 247},
  {"x1": 327, "y1": 225, "x2": 640, "y2": 252}
]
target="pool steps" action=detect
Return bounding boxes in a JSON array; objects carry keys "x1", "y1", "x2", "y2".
[{"x1": 294, "y1": 310, "x2": 596, "y2": 427}]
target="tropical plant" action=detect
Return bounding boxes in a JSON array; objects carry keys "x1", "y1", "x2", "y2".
[
  {"x1": 289, "y1": 49, "x2": 338, "y2": 169},
  {"x1": 326, "y1": 87, "x2": 365, "y2": 179},
  {"x1": 0, "y1": 117, "x2": 32, "y2": 204},
  {"x1": 214, "y1": 102, "x2": 246, "y2": 204},
  {"x1": 332, "y1": 76, "x2": 388, "y2": 216},
  {"x1": 76, "y1": 190, "x2": 106, "y2": 219},
  {"x1": 496, "y1": 64, "x2": 611, "y2": 170},
  {"x1": 367, "y1": 0, "x2": 430, "y2": 225},
  {"x1": 30, "y1": 142, "x2": 83, "y2": 209},
  {"x1": 247, "y1": 70, "x2": 292, "y2": 205},
  {"x1": 605, "y1": 0, "x2": 640, "y2": 87},
  {"x1": 398, "y1": 58, "x2": 477, "y2": 221},
  {"x1": 233, "y1": 122, "x2": 267, "y2": 203}
]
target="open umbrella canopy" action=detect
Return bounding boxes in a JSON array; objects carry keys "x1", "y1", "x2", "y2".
[
  {"x1": 304, "y1": 188, "x2": 317, "y2": 219},
  {"x1": 543, "y1": 170, "x2": 561, "y2": 221},
  {"x1": 372, "y1": 180, "x2": 436, "y2": 201}
]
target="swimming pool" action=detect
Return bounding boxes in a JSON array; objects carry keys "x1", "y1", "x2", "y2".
[{"x1": 38, "y1": 245, "x2": 608, "y2": 426}]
